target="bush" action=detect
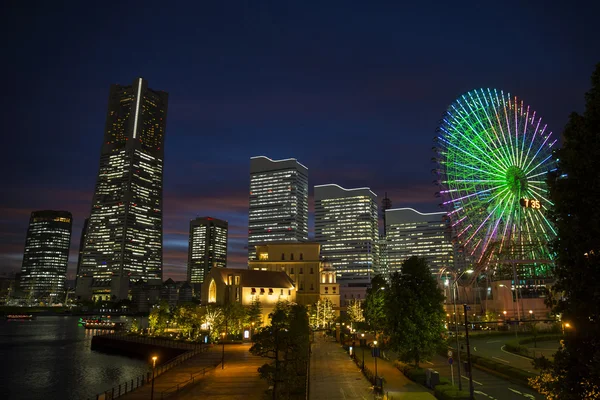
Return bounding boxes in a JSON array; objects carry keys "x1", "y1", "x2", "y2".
[
  {"x1": 505, "y1": 340, "x2": 531, "y2": 357},
  {"x1": 406, "y1": 368, "x2": 427, "y2": 386},
  {"x1": 434, "y1": 384, "x2": 471, "y2": 400}
]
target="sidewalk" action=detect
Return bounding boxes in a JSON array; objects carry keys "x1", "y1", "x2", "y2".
[
  {"x1": 310, "y1": 333, "x2": 374, "y2": 399},
  {"x1": 354, "y1": 348, "x2": 436, "y2": 400},
  {"x1": 119, "y1": 345, "x2": 223, "y2": 399}
]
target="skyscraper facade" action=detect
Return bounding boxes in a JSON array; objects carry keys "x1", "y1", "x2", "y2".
[
  {"x1": 20, "y1": 210, "x2": 72, "y2": 302},
  {"x1": 77, "y1": 78, "x2": 168, "y2": 300},
  {"x1": 314, "y1": 184, "x2": 379, "y2": 284},
  {"x1": 385, "y1": 207, "x2": 453, "y2": 275},
  {"x1": 188, "y1": 217, "x2": 228, "y2": 295},
  {"x1": 248, "y1": 156, "x2": 309, "y2": 260}
]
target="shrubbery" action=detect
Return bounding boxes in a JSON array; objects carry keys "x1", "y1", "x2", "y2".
[{"x1": 434, "y1": 384, "x2": 471, "y2": 400}]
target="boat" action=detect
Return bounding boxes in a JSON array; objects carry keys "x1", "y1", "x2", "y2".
[
  {"x1": 6, "y1": 314, "x2": 35, "y2": 320},
  {"x1": 84, "y1": 320, "x2": 125, "y2": 330}
]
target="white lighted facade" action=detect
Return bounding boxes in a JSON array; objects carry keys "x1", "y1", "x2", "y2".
[
  {"x1": 202, "y1": 268, "x2": 296, "y2": 326},
  {"x1": 314, "y1": 184, "x2": 379, "y2": 285},
  {"x1": 248, "y1": 156, "x2": 309, "y2": 260},
  {"x1": 77, "y1": 78, "x2": 168, "y2": 300},
  {"x1": 20, "y1": 210, "x2": 72, "y2": 301},
  {"x1": 187, "y1": 217, "x2": 228, "y2": 293},
  {"x1": 385, "y1": 208, "x2": 453, "y2": 275}
]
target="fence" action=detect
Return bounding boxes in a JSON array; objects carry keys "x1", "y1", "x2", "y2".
[
  {"x1": 159, "y1": 363, "x2": 221, "y2": 399},
  {"x1": 89, "y1": 335, "x2": 209, "y2": 400}
]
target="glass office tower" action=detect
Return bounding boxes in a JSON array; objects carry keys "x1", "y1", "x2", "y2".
[
  {"x1": 314, "y1": 184, "x2": 379, "y2": 284},
  {"x1": 77, "y1": 78, "x2": 168, "y2": 300},
  {"x1": 248, "y1": 156, "x2": 308, "y2": 260},
  {"x1": 20, "y1": 210, "x2": 72, "y2": 302},
  {"x1": 188, "y1": 217, "x2": 228, "y2": 295}
]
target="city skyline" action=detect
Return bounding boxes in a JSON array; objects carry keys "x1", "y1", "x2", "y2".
[{"x1": 2, "y1": 2, "x2": 599, "y2": 281}]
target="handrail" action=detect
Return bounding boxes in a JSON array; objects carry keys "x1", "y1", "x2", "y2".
[
  {"x1": 88, "y1": 335, "x2": 210, "y2": 400},
  {"x1": 160, "y1": 362, "x2": 221, "y2": 399}
]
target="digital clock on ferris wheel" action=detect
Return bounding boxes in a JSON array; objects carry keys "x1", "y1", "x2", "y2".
[{"x1": 520, "y1": 198, "x2": 541, "y2": 209}]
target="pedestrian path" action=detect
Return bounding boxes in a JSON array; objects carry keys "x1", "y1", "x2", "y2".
[
  {"x1": 310, "y1": 333, "x2": 374, "y2": 399},
  {"x1": 118, "y1": 344, "x2": 253, "y2": 400},
  {"x1": 354, "y1": 348, "x2": 436, "y2": 400}
]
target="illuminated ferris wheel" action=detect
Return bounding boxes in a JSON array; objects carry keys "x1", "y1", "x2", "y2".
[{"x1": 434, "y1": 88, "x2": 557, "y2": 278}]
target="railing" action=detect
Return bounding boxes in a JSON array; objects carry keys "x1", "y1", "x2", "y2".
[
  {"x1": 88, "y1": 335, "x2": 210, "y2": 400},
  {"x1": 160, "y1": 362, "x2": 221, "y2": 399},
  {"x1": 99, "y1": 332, "x2": 205, "y2": 351}
]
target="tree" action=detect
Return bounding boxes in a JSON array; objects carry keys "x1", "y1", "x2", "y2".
[
  {"x1": 363, "y1": 274, "x2": 388, "y2": 333},
  {"x1": 246, "y1": 298, "x2": 263, "y2": 328},
  {"x1": 310, "y1": 299, "x2": 335, "y2": 329},
  {"x1": 386, "y1": 257, "x2": 445, "y2": 367},
  {"x1": 539, "y1": 63, "x2": 600, "y2": 398},
  {"x1": 148, "y1": 300, "x2": 170, "y2": 335},
  {"x1": 347, "y1": 299, "x2": 365, "y2": 324},
  {"x1": 250, "y1": 301, "x2": 310, "y2": 399}
]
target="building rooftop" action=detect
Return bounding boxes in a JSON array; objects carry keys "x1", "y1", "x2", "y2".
[{"x1": 212, "y1": 268, "x2": 295, "y2": 288}]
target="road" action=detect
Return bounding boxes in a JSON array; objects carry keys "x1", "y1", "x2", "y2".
[{"x1": 427, "y1": 353, "x2": 543, "y2": 400}]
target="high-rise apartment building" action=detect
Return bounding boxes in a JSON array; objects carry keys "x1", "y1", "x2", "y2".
[
  {"x1": 77, "y1": 78, "x2": 168, "y2": 301},
  {"x1": 314, "y1": 184, "x2": 379, "y2": 285},
  {"x1": 20, "y1": 210, "x2": 72, "y2": 302},
  {"x1": 385, "y1": 208, "x2": 453, "y2": 275},
  {"x1": 187, "y1": 217, "x2": 228, "y2": 295},
  {"x1": 248, "y1": 156, "x2": 309, "y2": 260}
]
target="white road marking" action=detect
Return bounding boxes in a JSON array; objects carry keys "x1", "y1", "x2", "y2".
[
  {"x1": 425, "y1": 361, "x2": 434, "y2": 365},
  {"x1": 508, "y1": 387, "x2": 536, "y2": 399},
  {"x1": 461, "y1": 375, "x2": 483, "y2": 385},
  {"x1": 501, "y1": 345, "x2": 534, "y2": 360},
  {"x1": 475, "y1": 390, "x2": 498, "y2": 399},
  {"x1": 492, "y1": 356, "x2": 510, "y2": 364}
]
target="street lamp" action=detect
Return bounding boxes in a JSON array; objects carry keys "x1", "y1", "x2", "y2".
[
  {"x1": 150, "y1": 355, "x2": 158, "y2": 400},
  {"x1": 251, "y1": 322, "x2": 255, "y2": 342},
  {"x1": 529, "y1": 310, "x2": 533, "y2": 320},
  {"x1": 221, "y1": 332, "x2": 226, "y2": 369},
  {"x1": 361, "y1": 333, "x2": 365, "y2": 371},
  {"x1": 373, "y1": 340, "x2": 378, "y2": 387},
  {"x1": 440, "y1": 267, "x2": 473, "y2": 391}
]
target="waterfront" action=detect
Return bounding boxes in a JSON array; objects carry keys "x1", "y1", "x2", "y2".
[{"x1": 0, "y1": 315, "x2": 150, "y2": 400}]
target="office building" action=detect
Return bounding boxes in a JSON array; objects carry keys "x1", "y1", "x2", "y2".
[
  {"x1": 385, "y1": 207, "x2": 453, "y2": 275},
  {"x1": 20, "y1": 210, "x2": 72, "y2": 302},
  {"x1": 75, "y1": 218, "x2": 89, "y2": 289},
  {"x1": 314, "y1": 184, "x2": 379, "y2": 285},
  {"x1": 248, "y1": 156, "x2": 308, "y2": 260},
  {"x1": 187, "y1": 217, "x2": 228, "y2": 295},
  {"x1": 77, "y1": 78, "x2": 168, "y2": 301}
]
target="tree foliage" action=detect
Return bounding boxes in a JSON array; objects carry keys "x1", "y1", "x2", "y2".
[
  {"x1": 250, "y1": 301, "x2": 310, "y2": 399},
  {"x1": 540, "y1": 63, "x2": 600, "y2": 399},
  {"x1": 347, "y1": 299, "x2": 365, "y2": 324},
  {"x1": 385, "y1": 257, "x2": 445, "y2": 367},
  {"x1": 309, "y1": 299, "x2": 335, "y2": 329},
  {"x1": 363, "y1": 274, "x2": 388, "y2": 331},
  {"x1": 246, "y1": 298, "x2": 263, "y2": 328}
]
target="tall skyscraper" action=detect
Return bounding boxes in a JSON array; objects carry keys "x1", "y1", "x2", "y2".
[
  {"x1": 381, "y1": 192, "x2": 392, "y2": 236},
  {"x1": 75, "y1": 217, "x2": 89, "y2": 289},
  {"x1": 385, "y1": 207, "x2": 453, "y2": 276},
  {"x1": 314, "y1": 184, "x2": 379, "y2": 284},
  {"x1": 248, "y1": 156, "x2": 309, "y2": 260},
  {"x1": 20, "y1": 210, "x2": 72, "y2": 302},
  {"x1": 188, "y1": 217, "x2": 228, "y2": 295},
  {"x1": 77, "y1": 78, "x2": 168, "y2": 301}
]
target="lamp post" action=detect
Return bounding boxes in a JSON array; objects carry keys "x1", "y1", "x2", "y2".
[
  {"x1": 441, "y1": 267, "x2": 473, "y2": 391},
  {"x1": 373, "y1": 340, "x2": 378, "y2": 387},
  {"x1": 361, "y1": 333, "x2": 365, "y2": 371},
  {"x1": 150, "y1": 355, "x2": 157, "y2": 400},
  {"x1": 221, "y1": 332, "x2": 226, "y2": 369},
  {"x1": 529, "y1": 310, "x2": 533, "y2": 320},
  {"x1": 251, "y1": 322, "x2": 255, "y2": 342}
]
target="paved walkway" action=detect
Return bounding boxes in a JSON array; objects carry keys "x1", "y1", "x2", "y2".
[
  {"x1": 354, "y1": 348, "x2": 436, "y2": 400},
  {"x1": 310, "y1": 333, "x2": 374, "y2": 399},
  {"x1": 178, "y1": 343, "x2": 268, "y2": 400},
  {"x1": 119, "y1": 344, "x2": 267, "y2": 399}
]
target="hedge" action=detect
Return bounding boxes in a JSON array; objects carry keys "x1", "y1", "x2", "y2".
[{"x1": 434, "y1": 384, "x2": 471, "y2": 400}]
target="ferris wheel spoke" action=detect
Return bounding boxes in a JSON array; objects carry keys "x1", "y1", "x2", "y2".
[
  {"x1": 445, "y1": 110, "x2": 510, "y2": 172},
  {"x1": 525, "y1": 153, "x2": 553, "y2": 177},
  {"x1": 439, "y1": 135, "x2": 505, "y2": 177},
  {"x1": 523, "y1": 127, "x2": 552, "y2": 173}
]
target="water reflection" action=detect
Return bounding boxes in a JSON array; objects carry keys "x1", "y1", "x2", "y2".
[{"x1": 0, "y1": 316, "x2": 149, "y2": 400}]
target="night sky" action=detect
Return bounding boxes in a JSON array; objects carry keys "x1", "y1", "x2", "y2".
[{"x1": 2, "y1": 1, "x2": 599, "y2": 281}]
